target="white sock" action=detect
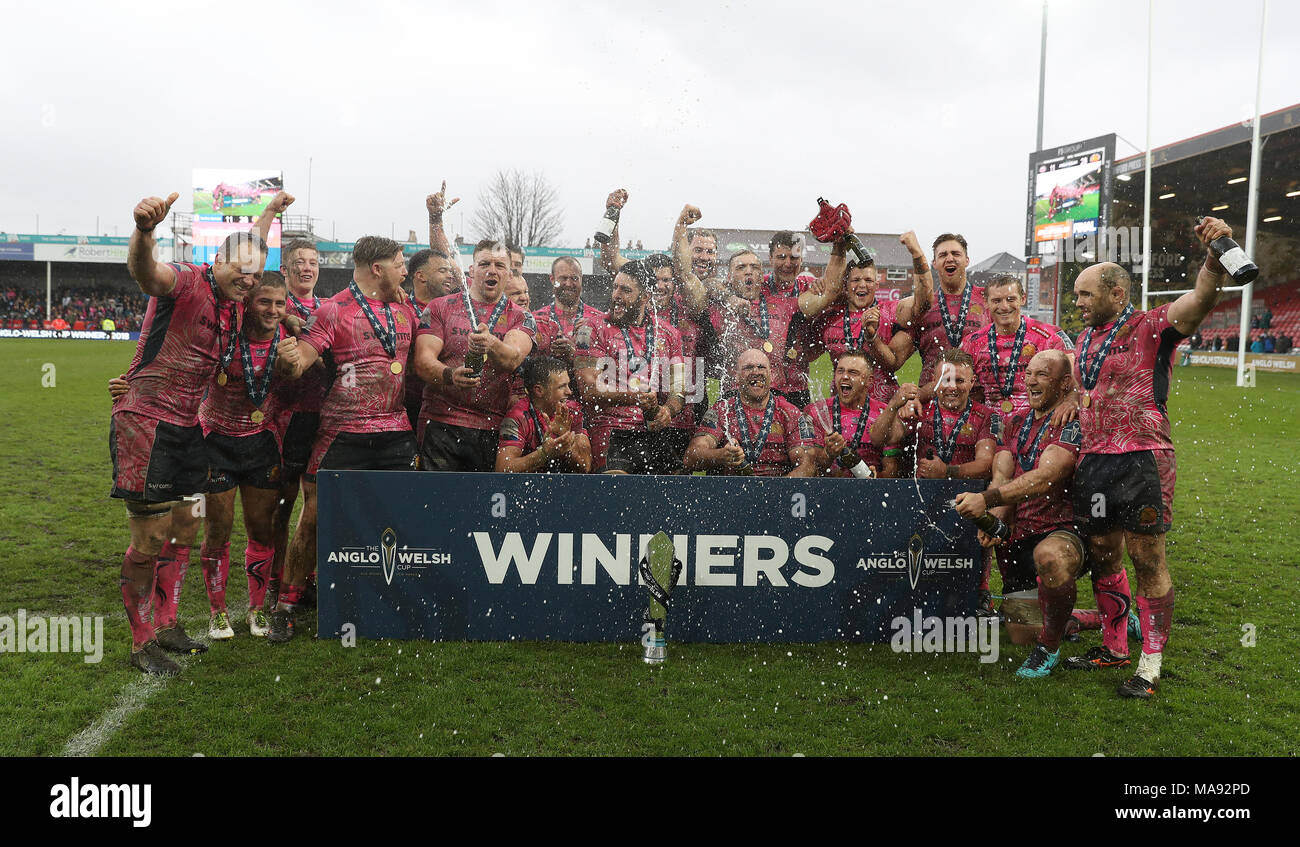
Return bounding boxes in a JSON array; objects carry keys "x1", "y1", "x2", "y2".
[{"x1": 1136, "y1": 651, "x2": 1162, "y2": 681}]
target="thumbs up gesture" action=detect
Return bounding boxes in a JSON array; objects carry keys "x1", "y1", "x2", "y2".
[{"x1": 134, "y1": 192, "x2": 179, "y2": 232}]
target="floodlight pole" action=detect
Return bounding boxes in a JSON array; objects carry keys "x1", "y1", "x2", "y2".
[
  {"x1": 1236, "y1": 0, "x2": 1267, "y2": 388},
  {"x1": 1141, "y1": 0, "x2": 1153, "y2": 312},
  {"x1": 1035, "y1": 0, "x2": 1047, "y2": 153}
]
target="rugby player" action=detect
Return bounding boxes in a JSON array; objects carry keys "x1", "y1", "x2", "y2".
[
  {"x1": 496, "y1": 356, "x2": 592, "y2": 473},
  {"x1": 534, "y1": 254, "x2": 604, "y2": 365},
  {"x1": 911, "y1": 233, "x2": 987, "y2": 388},
  {"x1": 412, "y1": 239, "x2": 535, "y2": 472},
  {"x1": 953, "y1": 350, "x2": 1085, "y2": 678},
  {"x1": 804, "y1": 349, "x2": 900, "y2": 478},
  {"x1": 1065, "y1": 217, "x2": 1232, "y2": 698},
  {"x1": 113, "y1": 191, "x2": 267, "y2": 673},
  {"x1": 961, "y1": 273, "x2": 1074, "y2": 418},
  {"x1": 575, "y1": 260, "x2": 688, "y2": 473},
  {"x1": 763, "y1": 231, "x2": 817, "y2": 299},
  {"x1": 194, "y1": 273, "x2": 297, "y2": 638},
  {"x1": 685, "y1": 349, "x2": 820, "y2": 477},
  {"x1": 270, "y1": 236, "x2": 421, "y2": 642},
  {"x1": 425, "y1": 180, "x2": 464, "y2": 293}
]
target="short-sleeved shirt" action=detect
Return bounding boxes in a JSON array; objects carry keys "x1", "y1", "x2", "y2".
[
  {"x1": 498, "y1": 397, "x2": 588, "y2": 457},
  {"x1": 962, "y1": 315, "x2": 1073, "y2": 417},
  {"x1": 912, "y1": 282, "x2": 989, "y2": 388},
  {"x1": 911, "y1": 398, "x2": 997, "y2": 467},
  {"x1": 804, "y1": 396, "x2": 895, "y2": 476},
  {"x1": 533, "y1": 300, "x2": 605, "y2": 340},
  {"x1": 1073, "y1": 304, "x2": 1186, "y2": 455},
  {"x1": 818, "y1": 298, "x2": 902, "y2": 405},
  {"x1": 113, "y1": 263, "x2": 236, "y2": 427},
  {"x1": 695, "y1": 393, "x2": 816, "y2": 476},
  {"x1": 417, "y1": 291, "x2": 536, "y2": 432},
  {"x1": 300, "y1": 288, "x2": 419, "y2": 437},
  {"x1": 576, "y1": 316, "x2": 688, "y2": 431},
  {"x1": 707, "y1": 295, "x2": 801, "y2": 395},
  {"x1": 199, "y1": 334, "x2": 281, "y2": 439},
  {"x1": 998, "y1": 410, "x2": 1082, "y2": 540}
]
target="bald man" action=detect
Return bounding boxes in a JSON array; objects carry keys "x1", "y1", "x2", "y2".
[
  {"x1": 954, "y1": 350, "x2": 1083, "y2": 678},
  {"x1": 1064, "y1": 216, "x2": 1232, "y2": 698}
]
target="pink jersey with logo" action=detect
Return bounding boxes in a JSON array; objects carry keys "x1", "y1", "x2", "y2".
[
  {"x1": 911, "y1": 399, "x2": 996, "y2": 467},
  {"x1": 1073, "y1": 304, "x2": 1185, "y2": 455},
  {"x1": 695, "y1": 394, "x2": 816, "y2": 476},
  {"x1": 818, "y1": 298, "x2": 902, "y2": 405},
  {"x1": 580, "y1": 317, "x2": 686, "y2": 431},
  {"x1": 113, "y1": 263, "x2": 236, "y2": 427},
  {"x1": 498, "y1": 397, "x2": 588, "y2": 455},
  {"x1": 654, "y1": 292, "x2": 702, "y2": 361},
  {"x1": 961, "y1": 315, "x2": 1073, "y2": 416},
  {"x1": 417, "y1": 291, "x2": 535, "y2": 432},
  {"x1": 300, "y1": 289, "x2": 419, "y2": 437},
  {"x1": 805, "y1": 397, "x2": 895, "y2": 476},
  {"x1": 534, "y1": 300, "x2": 605, "y2": 339},
  {"x1": 912, "y1": 283, "x2": 988, "y2": 388},
  {"x1": 763, "y1": 271, "x2": 816, "y2": 298},
  {"x1": 282, "y1": 291, "x2": 328, "y2": 414},
  {"x1": 708, "y1": 295, "x2": 801, "y2": 395},
  {"x1": 199, "y1": 335, "x2": 281, "y2": 439},
  {"x1": 998, "y1": 411, "x2": 1081, "y2": 540}
]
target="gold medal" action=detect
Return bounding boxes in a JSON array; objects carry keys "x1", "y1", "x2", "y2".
[
  {"x1": 217, "y1": 372, "x2": 228, "y2": 386},
  {"x1": 1081, "y1": 393, "x2": 1091, "y2": 408},
  {"x1": 1001, "y1": 400, "x2": 1013, "y2": 414},
  {"x1": 390, "y1": 361, "x2": 403, "y2": 375},
  {"x1": 763, "y1": 341, "x2": 774, "y2": 354},
  {"x1": 1023, "y1": 343, "x2": 1036, "y2": 357},
  {"x1": 250, "y1": 409, "x2": 264, "y2": 424},
  {"x1": 786, "y1": 347, "x2": 798, "y2": 360}
]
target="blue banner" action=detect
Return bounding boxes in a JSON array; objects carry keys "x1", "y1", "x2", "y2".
[{"x1": 316, "y1": 472, "x2": 984, "y2": 643}]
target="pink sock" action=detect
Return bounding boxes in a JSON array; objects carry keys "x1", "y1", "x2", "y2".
[
  {"x1": 245, "y1": 540, "x2": 275, "y2": 610},
  {"x1": 1071, "y1": 609, "x2": 1102, "y2": 630},
  {"x1": 1136, "y1": 586, "x2": 1175, "y2": 654},
  {"x1": 200, "y1": 542, "x2": 231, "y2": 614},
  {"x1": 276, "y1": 584, "x2": 303, "y2": 613},
  {"x1": 1037, "y1": 577, "x2": 1077, "y2": 651},
  {"x1": 1093, "y1": 571, "x2": 1132, "y2": 657},
  {"x1": 153, "y1": 542, "x2": 190, "y2": 630},
  {"x1": 121, "y1": 546, "x2": 158, "y2": 649}
]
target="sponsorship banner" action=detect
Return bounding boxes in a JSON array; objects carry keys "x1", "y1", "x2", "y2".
[
  {"x1": 33, "y1": 243, "x2": 129, "y2": 263},
  {"x1": 1187, "y1": 351, "x2": 1298, "y2": 372},
  {"x1": 0, "y1": 329, "x2": 138, "y2": 341},
  {"x1": 0, "y1": 235, "x2": 176, "y2": 263},
  {"x1": 0, "y1": 243, "x2": 35, "y2": 261},
  {"x1": 317, "y1": 472, "x2": 982, "y2": 643}
]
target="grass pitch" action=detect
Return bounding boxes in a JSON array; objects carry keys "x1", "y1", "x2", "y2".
[{"x1": 1, "y1": 340, "x2": 1297, "y2": 756}]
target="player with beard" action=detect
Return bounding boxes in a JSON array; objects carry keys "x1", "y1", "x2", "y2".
[
  {"x1": 575, "y1": 260, "x2": 688, "y2": 473},
  {"x1": 804, "y1": 349, "x2": 900, "y2": 478},
  {"x1": 270, "y1": 236, "x2": 421, "y2": 642},
  {"x1": 911, "y1": 233, "x2": 988, "y2": 388},
  {"x1": 412, "y1": 239, "x2": 535, "y2": 472},
  {"x1": 496, "y1": 356, "x2": 592, "y2": 473},
  {"x1": 953, "y1": 350, "x2": 1086, "y2": 678},
  {"x1": 112, "y1": 191, "x2": 267, "y2": 674},
  {"x1": 961, "y1": 274, "x2": 1075, "y2": 418},
  {"x1": 686, "y1": 349, "x2": 820, "y2": 477},
  {"x1": 645, "y1": 252, "x2": 707, "y2": 434},
  {"x1": 535, "y1": 254, "x2": 604, "y2": 369},
  {"x1": 1065, "y1": 218, "x2": 1231, "y2": 698},
  {"x1": 404, "y1": 247, "x2": 459, "y2": 427},
  {"x1": 801, "y1": 230, "x2": 932, "y2": 406}
]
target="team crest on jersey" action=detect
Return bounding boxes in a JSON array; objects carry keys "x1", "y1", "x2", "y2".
[
  {"x1": 395, "y1": 313, "x2": 408, "y2": 326},
  {"x1": 1138, "y1": 506, "x2": 1159, "y2": 525},
  {"x1": 960, "y1": 424, "x2": 975, "y2": 439},
  {"x1": 771, "y1": 421, "x2": 785, "y2": 436}
]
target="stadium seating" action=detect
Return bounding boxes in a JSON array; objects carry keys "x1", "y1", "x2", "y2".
[{"x1": 1179, "y1": 278, "x2": 1300, "y2": 350}]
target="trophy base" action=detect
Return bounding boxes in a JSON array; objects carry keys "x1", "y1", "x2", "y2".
[{"x1": 643, "y1": 642, "x2": 667, "y2": 664}]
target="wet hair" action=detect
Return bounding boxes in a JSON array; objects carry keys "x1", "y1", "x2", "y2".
[
  {"x1": 932, "y1": 233, "x2": 969, "y2": 256},
  {"x1": 769, "y1": 230, "x2": 803, "y2": 253},
  {"x1": 550, "y1": 255, "x2": 581, "y2": 276},
  {"x1": 644, "y1": 253, "x2": 674, "y2": 272},
  {"x1": 253, "y1": 270, "x2": 286, "y2": 291},
  {"x1": 352, "y1": 236, "x2": 403, "y2": 269},
  {"x1": 940, "y1": 348, "x2": 975, "y2": 369},
  {"x1": 616, "y1": 259, "x2": 653, "y2": 292},
  {"x1": 985, "y1": 273, "x2": 1024, "y2": 297},
  {"x1": 281, "y1": 238, "x2": 317, "y2": 266},
  {"x1": 523, "y1": 355, "x2": 567, "y2": 391}
]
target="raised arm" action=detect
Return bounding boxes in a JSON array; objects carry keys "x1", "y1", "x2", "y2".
[
  {"x1": 673, "y1": 204, "x2": 726, "y2": 302},
  {"x1": 599, "y1": 189, "x2": 629, "y2": 274},
  {"x1": 427, "y1": 181, "x2": 464, "y2": 290},
  {"x1": 252, "y1": 191, "x2": 294, "y2": 243},
  {"x1": 893, "y1": 230, "x2": 932, "y2": 332},
  {"x1": 798, "y1": 234, "x2": 848, "y2": 317},
  {"x1": 1167, "y1": 216, "x2": 1231, "y2": 335},
  {"x1": 128, "y1": 193, "x2": 180, "y2": 297},
  {"x1": 869, "y1": 385, "x2": 915, "y2": 447}
]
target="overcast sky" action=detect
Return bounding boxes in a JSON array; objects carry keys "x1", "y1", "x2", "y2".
[{"x1": 2, "y1": 0, "x2": 1296, "y2": 263}]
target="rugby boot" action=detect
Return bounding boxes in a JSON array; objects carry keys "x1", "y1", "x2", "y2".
[
  {"x1": 1117, "y1": 673, "x2": 1158, "y2": 699},
  {"x1": 247, "y1": 608, "x2": 270, "y2": 638},
  {"x1": 130, "y1": 640, "x2": 181, "y2": 675},
  {"x1": 267, "y1": 608, "x2": 295, "y2": 644},
  {"x1": 156, "y1": 622, "x2": 208, "y2": 654},
  {"x1": 975, "y1": 589, "x2": 996, "y2": 618},
  {"x1": 208, "y1": 611, "x2": 235, "y2": 641},
  {"x1": 1064, "y1": 645, "x2": 1131, "y2": 671},
  {"x1": 1015, "y1": 644, "x2": 1060, "y2": 679}
]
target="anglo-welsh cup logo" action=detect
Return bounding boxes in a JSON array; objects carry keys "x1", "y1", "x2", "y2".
[
  {"x1": 380, "y1": 527, "x2": 397, "y2": 585},
  {"x1": 906, "y1": 533, "x2": 924, "y2": 590}
]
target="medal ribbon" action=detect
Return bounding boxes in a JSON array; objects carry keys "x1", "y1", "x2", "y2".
[
  {"x1": 939, "y1": 283, "x2": 974, "y2": 347},
  {"x1": 287, "y1": 293, "x2": 320, "y2": 319},
  {"x1": 620, "y1": 312, "x2": 658, "y2": 391},
  {"x1": 832, "y1": 396, "x2": 871, "y2": 450},
  {"x1": 240, "y1": 325, "x2": 280, "y2": 409},
  {"x1": 349, "y1": 279, "x2": 397, "y2": 358},
  {"x1": 842, "y1": 307, "x2": 869, "y2": 350},
  {"x1": 733, "y1": 393, "x2": 776, "y2": 465},
  {"x1": 1016, "y1": 412, "x2": 1053, "y2": 473},
  {"x1": 931, "y1": 399, "x2": 973, "y2": 464},
  {"x1": 987, "y1": 316, "x2": 1028, "y2": 402},
  {"x1": 207, "y1": 266, "x2": 240, "y2": 377},
  {"x1": 527, "y1": 398, "x2": 548, "y2": 451},
  {"x1": 740, "y1": 295, "x2": 771, "y2": 341},
  {"x1": 1078, "y1": 303, "x2": 1134, "y2": 391}
]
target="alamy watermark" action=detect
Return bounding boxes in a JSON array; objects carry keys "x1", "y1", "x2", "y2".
[
  {"x1": 1041, "y1": 226, "x2": 1186, "y2": 268},
  {"x1": 0, "y1": 609, "x2": 104, "y2": 663},
  {"x1": 890, "y1": 608, "x2": 999, "y2": 664},
  {"x1": 593, "y1": 352, "x2": 707, "y2": 401}
]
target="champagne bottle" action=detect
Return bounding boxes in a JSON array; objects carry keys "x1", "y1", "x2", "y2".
[
  {"x1": 463, "y1": 348, "x2": 485, "y2": 379},
  {"x1": 971, "y1": 511, "x2": 1010, "y2": 541},
  {"x1": 836, "y1": 447, "x2": 874, "y2": 478},
  {"x1": 593, "y1": 204, "x2": 620, "y2": 245},
  {"x1": 1200, "y1": 217, "x2": 1259, "y2": 284}
]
